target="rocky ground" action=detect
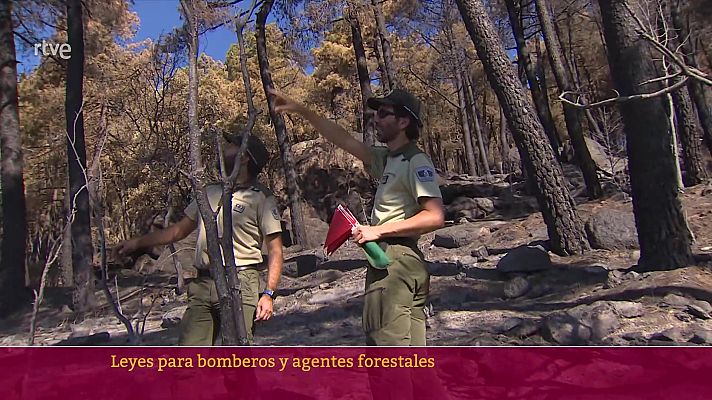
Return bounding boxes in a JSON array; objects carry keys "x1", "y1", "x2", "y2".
[{"x1": 2, "y1": 165, "x2": 712, "y2": 347}]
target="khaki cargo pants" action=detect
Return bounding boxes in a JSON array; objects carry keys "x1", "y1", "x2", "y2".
[
  {"x1": 363, "y1": 243, "x2": 430, "y2": 346},
  {"x1": 178, "y1": 269, "x2": 260, "y2": 345}
]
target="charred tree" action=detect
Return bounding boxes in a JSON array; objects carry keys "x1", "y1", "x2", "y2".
[
  {"x1": 598, "y1": 0, "x2": 693, "y2": 270},
  {"x1": 670, "y1": 0, "x2": 712, "y2": 157},
  {"x1": 455, "y1": 0, "x2": 590, "y2": 255},
  {"x1": 256, "y1": 0, "x2": 308, "y2": 248},
  {"x1": 347, "y1": 6, "x2": 375, "y2": 146},
  {"x1": 65, "y1": 0, "x2": 96, "y2": 313},
  {"x1": 504, "y1": 0, "x2": 561, "y2": 157},
  {"x1": 534, "y1": 0, "x2": 602, "y2": 199},
  {"x1": 0, "y1": 0, "x2": 30, "y2": 317}
]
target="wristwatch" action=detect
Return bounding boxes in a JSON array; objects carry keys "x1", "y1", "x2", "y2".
[{"x1": 260, "y1": 289, "x2": 276, "y2": 299}]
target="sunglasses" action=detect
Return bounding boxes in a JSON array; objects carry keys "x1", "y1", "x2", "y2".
[{"x1": 376, "y1": 108, "x2": 397, "y2": 118}]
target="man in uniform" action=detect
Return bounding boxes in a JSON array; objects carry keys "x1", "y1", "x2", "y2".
[
  {"x1": 115, "y1": 135, "x2": 283, "y2": 345},
  {"x1": 270, "y1": 88, "x2": 444, "y2": 346}
]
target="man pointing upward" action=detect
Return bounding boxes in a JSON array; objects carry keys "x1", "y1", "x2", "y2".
[{"x1": 270, "y1": 88, "x2": 444, "y2": 346}]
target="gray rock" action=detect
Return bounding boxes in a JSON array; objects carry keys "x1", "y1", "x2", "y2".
[
  {"x1": 611, "y1": 301, "x2": 644, "y2": 318},
  {"x1": 499, "y1": 317, "x2": 523, "y2": 333},
  {"x1": 426, "y1": 262, "x2": 459, "y2": 276},
  {"x1": 542, "y1": 314, "x2": 592, "y2": 345},
  {"x1": 508, "y1": 320, "x2": 540, "y2": 338},
  {"x1": 284, "y1": 251, "x2": 325, "y2": 277},
  {"x1": 567, "y1": 302, "x2": 620, "y2": 341},
  {"x1": 161, "y1": 306, "x2": 187, "y2": 328},
  {"x1": 622, "y1": 332, "x2": 646, "y2": 342},
  {"x1": 432, "y1": 226, "x2": 475, "y2": 248},
  {"x1": 651, "y1": 327, "x2": 690, "y2": 342},
  {"x1": 445, "y1": 197, "x2": 495, "y2": 221},
  {"x1": 687, "y1": 304, "x2": 711, "y2": 319},
  {"x1": 69, "y1": 325, "x2": 91, "y2": 338},
  {"x1": 585, "y1": 209, "x2": 639, "y2": 250},
  {"x1": 471, "y1": 246, "x2": 489, "y2": 261},
  {"x1": 663, "y1": 293, "x2": 690, "y2": 307},
  {"x1": 527, "y1": 283, "x2": 553, "y2": 298},
  {"x1": 693, "y1": 300, "x2": 712, "y2": 313},
  {"x1": 496, "y1": 245, "x2": 552, "y2": 273},
  {"x1": 504, "y1": 276, "x2": 531, "y2": 299},
  {"x1": 689, "y1": 330, "x2": 712, "y2": 344},
  {"x1": 454, "y1": 255, "x2": 478, "y2": 267}
]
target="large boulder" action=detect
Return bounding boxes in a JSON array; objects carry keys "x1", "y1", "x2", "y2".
[
  {"x1": 496, "y1": 245, "x2": 552, "y2": 273},
  {"x1": 431, "y1": 225, "x2": 482, "y2": 248},
  {"x1": 585, "y1": 209, "x2": 639, "y2": 250},
  {"x1": 445, "y1": 197, "x2": 495, "y2": 221},
  {"x1": 543, "y1": 301, "x2": 620, "y2": 345}
]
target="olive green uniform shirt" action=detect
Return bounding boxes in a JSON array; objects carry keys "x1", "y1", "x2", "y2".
[
  {"x1": 184, "y1": 182, "x2": 282, "y2": 268},
  {"x1": 367, "y1": 142, "x2": 442, "y2": 232}
]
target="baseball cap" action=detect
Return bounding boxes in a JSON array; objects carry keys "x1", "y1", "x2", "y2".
[{"x1": 367, "y1": 89, "x2": 423, "y2": 127}]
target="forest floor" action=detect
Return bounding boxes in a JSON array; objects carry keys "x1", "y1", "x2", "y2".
[{"x1": 2, "y1": 167, "x2": 712, "y2": 347}]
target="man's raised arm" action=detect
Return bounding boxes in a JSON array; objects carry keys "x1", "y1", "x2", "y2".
[{"x1": 269, "y1": 88, "x2": 372, "y2": 165}]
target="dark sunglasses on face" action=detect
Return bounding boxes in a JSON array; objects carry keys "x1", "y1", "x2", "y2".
[{"x1": 376, "y1": 108, "x2": 397, "y2": 118}]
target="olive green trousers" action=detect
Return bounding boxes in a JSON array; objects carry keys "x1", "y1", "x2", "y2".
[
  {"x1": 178, "y1": 269, "x2": 260, "y2": 345},
  {"x1": 363, "y1": 243, "x2": 430, "y2": 346}
]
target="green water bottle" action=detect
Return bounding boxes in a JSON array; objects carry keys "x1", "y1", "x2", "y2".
[{"x1": 362, "y1": 241, "x2": 391, "y2": 269}]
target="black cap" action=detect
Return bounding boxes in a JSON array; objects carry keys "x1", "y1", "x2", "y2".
[
  {"x1": 223, "y1": 133, "x2": 269, "y2": 172},
  {"x1": 367, "y1": 89, "x2": 423, "y2": 127}
]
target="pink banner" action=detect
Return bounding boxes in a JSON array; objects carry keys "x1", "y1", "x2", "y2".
[{"x1": 1, "y1": 347, "x2": 711, "y2": 399}]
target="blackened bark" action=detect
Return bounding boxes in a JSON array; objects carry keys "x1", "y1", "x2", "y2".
[
  {"x1": 454, "y1": 69, "x2": 478, "y2": 176},
  {"x1": 465, "y1": 72, "x2": 491, "y2": 179},
  {"x1": 347, "y1": 7, "x2": 375, "y2": 146},
  {"x1": 0, "y1": 0, "x2": 29, "y2": 317},
  {"x1": 256, "y1": 0, "x2": 308, "y2": 248},
  {"x1": 499, "y1": 105, "x2": 509, "y2": 173},
  {"x1": 671, "y1": 86, "x2": 707, "y2": 186},
  {"x1": 534, "y1": 0, "x2": 603, "y2": 199},
  {"x1": 180, "y1": 0, "x2": 243, "y2": 344},
  {"x1": 504, "y1": 0, "x2": 561, "y2": 157},
  {"x1": 455, "y1": 0, "x2": 590, "y2": 255},
  {"x1": 670, "y1": 0, "x2": 712, "y2": 157},
  {"x1": 370, "y1": 0, "x2": 395, "y2": 89},
  {"x1": 66, "y1": 0, "x2": 96, "y2": 313},
  {"x1": 598, "y1": 0, "x2": 693, "y2": 270}
]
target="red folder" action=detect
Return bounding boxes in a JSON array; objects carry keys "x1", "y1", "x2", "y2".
[{"x1": 324, "y1": 205, "x2": 359, "y2": 255}]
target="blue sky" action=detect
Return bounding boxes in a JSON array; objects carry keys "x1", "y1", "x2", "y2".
[
  {"x1": 17, "y1": 0, "x2": 254, "y2": 73},
  {"x1": 131, "y1": 0, "x2": 237, "y2": 62}
]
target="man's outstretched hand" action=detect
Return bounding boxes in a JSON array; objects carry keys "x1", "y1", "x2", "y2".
[
  {"x1": 114, "y1": 238, "x2": 141, "y2": 258},
  {"x1": 268, "y1": 88, "x2": 305, "y2": 115}
]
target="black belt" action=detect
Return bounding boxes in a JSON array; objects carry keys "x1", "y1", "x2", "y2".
[
  {"x1": 196, "y1": 263, "x2": 264, "y2": 278},
  {"x1": 379, "y1": 237, "x2": 419, "y2": 249}
]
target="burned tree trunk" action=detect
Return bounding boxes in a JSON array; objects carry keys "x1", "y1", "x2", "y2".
[
  {"x1": 454, "y1": 68, "x2": 478, "y2": 176},
  {"x1": 347, "y1": 6, "x2": 375, "y2": 146},
  {"x1": 66, "y1": 0, "x2": 96, "y2": 313},
  {"x1": 598, "y1": 0, "x2": 693, "y2": 270},
  {"x1": 670, "y1": 0, "x2": 712, "y2": 157},
  {"x1": 464, "y1": 72, "x2": 491, "y2": 179},
  {"x1": 455, "y1": 0, "x2": 590, "y2": 255},
  {"x1": 0, "y1": 0, "x2": 30, "y2": 317},
  {"x1": 504, "y1": 0, "x2": 561, "y2": 157},
  {"x1": 256, "y1": 0, "x2": 308, "y2": 248},
  {"x1": 534, "y1": 0, "x2": 602, "y2": 199},
  {"x1": 180, "y1": 0, "x2": 244, "y2": 344},
  {"x1": 370, "y1": 0, "x2": 395, "y2": 89},
  {"x1": 671, "y1": 85, "x2": 707, "y2": 186}
]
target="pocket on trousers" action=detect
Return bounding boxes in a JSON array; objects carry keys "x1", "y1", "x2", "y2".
[{"x1": 363, "y1": 286, "x2": 385, "y2": 334}]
